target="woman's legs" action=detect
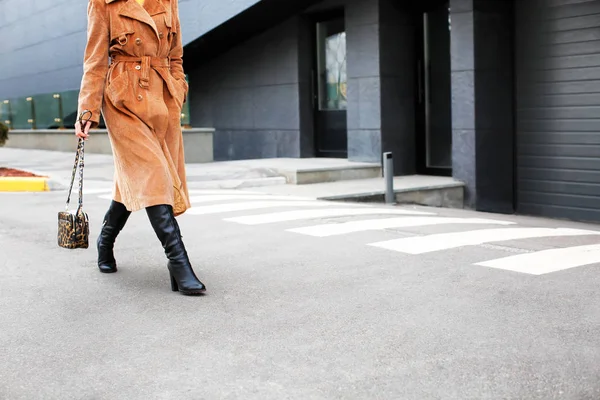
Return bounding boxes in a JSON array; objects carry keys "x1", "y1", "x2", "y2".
[
  {"x1": 97, "y1": 200, "x2": 131, "y2": 273},
  {"x1": 146, "y1": 204, "x2": 206, "y2": 295}
]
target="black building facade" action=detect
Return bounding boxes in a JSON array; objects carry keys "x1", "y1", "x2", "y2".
[{"x1": 2, "y1": 0, "x2": 600, "y2": 223}]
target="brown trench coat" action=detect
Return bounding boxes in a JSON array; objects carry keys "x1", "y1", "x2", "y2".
[{"x1": 77, "y1": 0, "x2": 191, "y2": 216}]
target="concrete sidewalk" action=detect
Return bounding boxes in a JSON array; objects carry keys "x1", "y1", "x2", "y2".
[
  {"x1": 0, "y1": 147, "x2": 464, "y2": 207},
  {"x1": 0, "y1": 147, "x2": 288, "y2": 191}
]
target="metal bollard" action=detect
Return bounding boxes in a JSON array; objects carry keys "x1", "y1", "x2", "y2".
[{"x1": 383, "y1": 152, "x2": 394, "y2": 204}]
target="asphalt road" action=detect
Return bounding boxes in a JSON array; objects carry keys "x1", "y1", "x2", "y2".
[{"x1": 2, "y1": 188, "x2": 600, "y2": 399}]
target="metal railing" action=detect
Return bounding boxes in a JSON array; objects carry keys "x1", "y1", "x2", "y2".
[{"x1": 1, "y1": 75, "x2": 192, "y2": 130}]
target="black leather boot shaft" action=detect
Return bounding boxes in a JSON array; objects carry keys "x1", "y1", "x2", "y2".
[
  {"x1": 97, "y1": 200, "x2": 131, "y2": 273},
  {"x1": 146, "y1": 204, "x2": 206, "y2": 295}
]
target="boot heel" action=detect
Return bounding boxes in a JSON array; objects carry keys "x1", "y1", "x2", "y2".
[{"x1": 170, "y1": 273, "x2": 179, "y2": 292}]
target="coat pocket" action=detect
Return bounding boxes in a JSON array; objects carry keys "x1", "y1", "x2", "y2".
[
  {"x1": 173, "y1": 78, "x2": 187, "y2": 109},
  {"x1": 164, "y1": 13, "x2": 177, "y2": 45},
  {"x1": 164, "y1": 13, "x2": 176, "y2": 32},
  {"x1": 106, "y1": 69, "x2": 131, "y2": 108}
]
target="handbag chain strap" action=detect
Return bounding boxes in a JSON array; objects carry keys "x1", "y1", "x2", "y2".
[
  {"x1": 65, "y1": 111, "x2": 90, "y2": 212},
  {"x1": 65, "y1": 138, "x2": 85, "y2": 212}
]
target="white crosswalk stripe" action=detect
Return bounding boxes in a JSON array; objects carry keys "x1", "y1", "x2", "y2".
[
  {"x1": 287, "y1": 217, "x2": 515, "y2": 237},
  {"x1": 189, "y1": 194, "x2": 313, "y2": 203},
  {"x1": 187, "y1": 189, "x2": 265, "y2": 195},
  {"x1": 84, "y1": 188, "x2": 113, "y2": 195},
  {"x1": 186, "y1": 200, "x2": 365, "y2": 215},
  {"x1": 91, "y1": 189, "x2": 600, "y2": 275},
  {"x1": 224, "y1": 207, "x2": 435, "y2": 225},
  {"x1": 97, "y1": 189, "x2": 273, "y2": 200},
  {"x1": 368, "y1": 227, "x2": 600, "y2": 254},
  {"x1": 476, "y1": 244, "x2": 600, "y2": 275}
]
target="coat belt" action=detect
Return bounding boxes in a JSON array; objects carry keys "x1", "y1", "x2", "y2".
[{"x1": 110, "y1": 55, "x2": 170, "y2": 90}]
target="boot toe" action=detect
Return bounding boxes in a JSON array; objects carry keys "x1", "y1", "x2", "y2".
[
  {"x1": 98, "y1": 263, "x2": 117, "y2": 273},
  {"x1": 180, "y1": 287, "x2": 206, "y2": 295},
  {"x1": 179, "y1": 280, "x2": 206, "y2": 295}
]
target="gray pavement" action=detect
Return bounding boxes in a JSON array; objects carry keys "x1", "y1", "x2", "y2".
[
  {"x1": 3, "y1": 147, "x2": 600, "y2": 399},
  {"x1": 2, "y1": 180, "x2": 600, "y2": 399}
]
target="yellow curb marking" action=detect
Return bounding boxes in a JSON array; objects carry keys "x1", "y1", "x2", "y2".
[{"x1": 0, "y1": 177, "x2": 49, "y2": 192}]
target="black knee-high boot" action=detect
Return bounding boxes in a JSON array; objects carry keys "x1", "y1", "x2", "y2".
[
  {"x1": 146, "y1": 204, "x2": 206, "y2": 295},
  {"x1": 97, "y1": 200, "x2": 131, "y2": 273}
]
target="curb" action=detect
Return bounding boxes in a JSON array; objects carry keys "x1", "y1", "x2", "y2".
[
  {"x1": 316, "y1": 184, "x2": 466, "y2": 209},
  {"x1": 0, "y1": 167, "x2": 68, "y2": 192},
  {"x1": 45, "y1": 177, "x2": 69, "y2": 191},
  {"x1": 18, "y1": 168, "x2": 68, "y2": 191},
  {"x1": 0, "y1": 177, "x2": 50, "y2": 192}
]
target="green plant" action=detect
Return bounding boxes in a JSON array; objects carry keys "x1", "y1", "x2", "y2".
[{"x1": 0, "y1": 121, "x2": 7, "y2": 147}]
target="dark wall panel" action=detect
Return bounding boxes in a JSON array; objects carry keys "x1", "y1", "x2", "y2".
[
  {"x1": 345, "y1": 0, "x2": 383, "y2": 163},
  {"x1": 516, "y1": 0, "x2": 600, "y2": 222},
  {"x1": 178, "y1": 0, "x2": 261, "y2": 41},
  {"x1": 191, "y1": 0, "x2": 416, "y2": 162},
  {"x1": 0, "y1": 0, "x2": 87, "y2": 99},
  {"x1": 379, "y1": 0, "x2": 416, "y2": 175},
  {"x1": 450, "y1": 0, "x2": 515, "y2": 212},
  {"x1": 307, "y1": 0, "x2": 417, "y2": 169},
  {"x1": 188, "y1": 17, "x2": 303, "y2": 160}
]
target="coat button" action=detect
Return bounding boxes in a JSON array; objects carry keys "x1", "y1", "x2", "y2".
[
  {"x1": 135, "y1": 38, "x2": 142, "y2": 45},
  {"x1": 135, "y1": 65, "x2": 141, "y2": 70},
  {"x1": 137, "y1": 94, "x2": 143, "y2": 101},
  {"x1": 159, "y1": 32, "x2": 164, "y2": 38}
]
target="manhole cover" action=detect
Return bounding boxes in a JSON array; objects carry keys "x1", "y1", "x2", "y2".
[{"x1": 0, "y1": 168, "x2": 45, "y2": 178}]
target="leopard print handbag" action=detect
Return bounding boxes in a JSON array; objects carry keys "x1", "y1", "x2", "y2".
[{"x1": 58, "y1": 113, "x2": 90, "y2": 249}]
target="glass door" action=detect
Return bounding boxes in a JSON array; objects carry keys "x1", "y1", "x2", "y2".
[
  {"x1": 416, "y1": 1, "x2": 452, "y2": 175},
  {"x1": 313, "y1": 13, "x2": 347, "y2": 157}
]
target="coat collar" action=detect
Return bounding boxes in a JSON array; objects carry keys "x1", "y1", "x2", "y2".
[
  {"x1": 105, "y1": 0, "x2": 167, "y2": 16},
  {"x1": 107, "y1": 0, "x2": 168, "y2": 39}
]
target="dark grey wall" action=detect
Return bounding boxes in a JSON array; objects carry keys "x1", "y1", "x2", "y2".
[
  {"x1": 344, "y1": 0, "x2": 383, "y2": 163},
  {"x1": 473, "y1": 0, "x2": 514, "y2": 213},
  {"x1": 0, "y1": 0, "x2": 262, "y2": 100},
  {"x1": 188, "y1": 17, "x2": 303, "y2": 160},
  {"x1": 310, "y1": 0, "x2": 416, "y2": 172},
  {"x1": 178, "y1": 0, "x2": 260, "y2": 41},
  {"x1": 515, "y1": 0, "x2": 600, "y2": 222},
  {"x1": 192, "y1": 0, "x2": 418, "y2": 164},
  {"x1": 450, "y1": 0, "x2": 515, "y2": 212},
  {"x1": 0, "y1": 0, "x2": 87, "y2": 99},
  {"x1": 297, "y1": 14, "x2": 317, "y2": 157},
  {"x1": 379, "y1": 0, "x2": 416, "y2": 174}
]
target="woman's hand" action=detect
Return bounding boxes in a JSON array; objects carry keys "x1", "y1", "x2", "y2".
[{"x1": 75, "y1": 119, "x2": 91, "y2": 140}]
